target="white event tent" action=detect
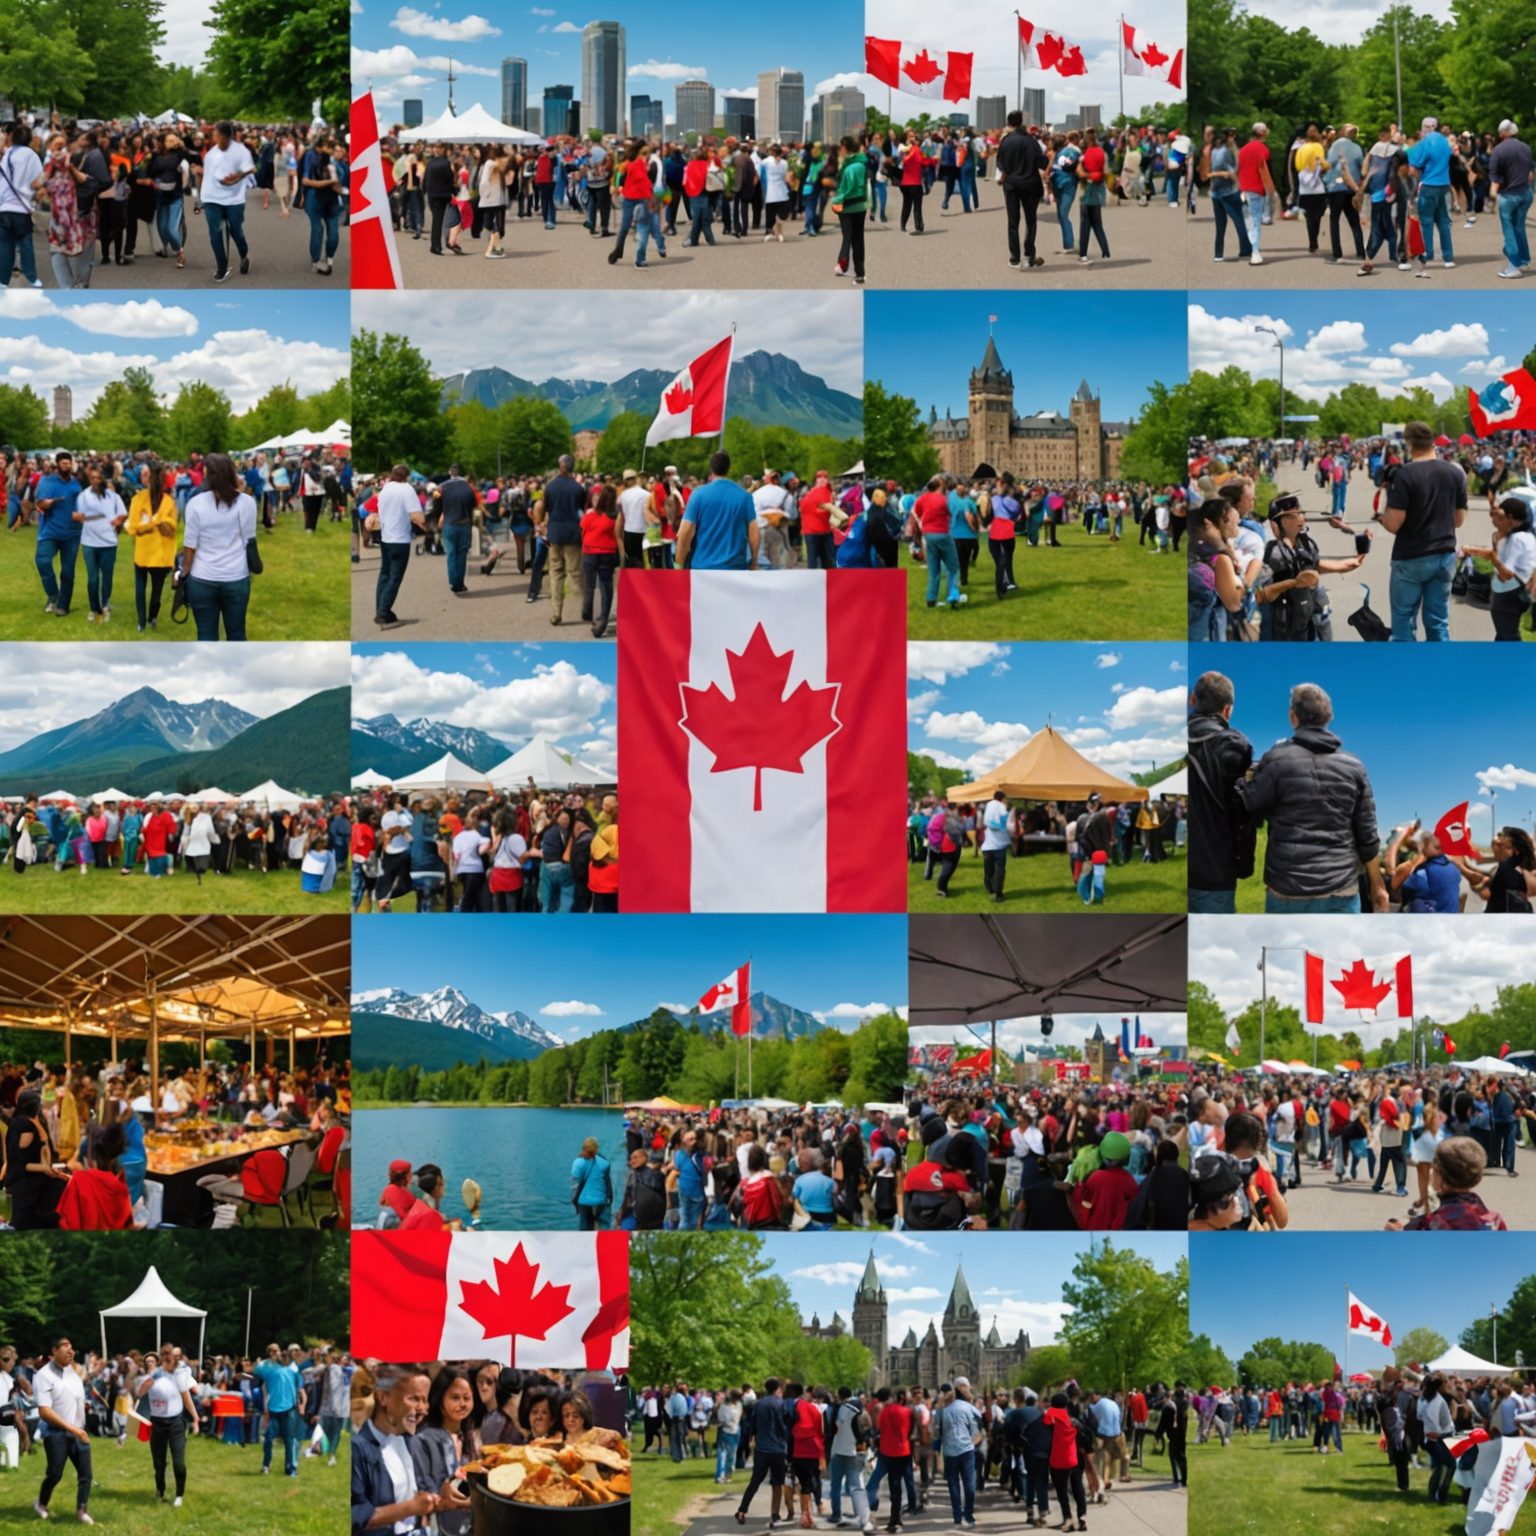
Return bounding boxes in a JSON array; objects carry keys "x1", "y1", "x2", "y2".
[
  {"x1": 391, "y1": 752, "x2": 492, "y2": 793},
  {"x1": 486, "y1": 734, "x2": 610, "y2": 790},
  {"x1": 239, "y1": 779, "x2": 308, "y2": 811},
  {"x1": 100, "y1": 1265, "x2": 207, "y2": 1361}
]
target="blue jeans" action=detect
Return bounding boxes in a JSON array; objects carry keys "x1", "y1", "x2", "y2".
[
  {"x1": 1348, "y1": 1140, "x2": 1376, "y2": 1179},
  {"x1": 36, "y1": 532, "x2": 81, "y2": 610},
  {"x1": 156, "y1": 193, "x2": 184, "y2": 251},
  {"x1": 1166, "y1": 166, "x2": 1183, "y2": 205},
  {"x1": 924, "y1": 533, "x2": 960, "y2": 604},
  {"x1": 1388, "y1": 550, "x2": 1454, "y2": 640},
  {"x1": 1492, "y1": 1120, "x2": 1517, "y2": 1172},
  {"x1": 375, "y1": 539, "x2": 409, "y2": 615},
  {"x1": 828, "y1": 1452, "x2": 869, "y2": 1524},
  {"x1": 186, "y1": 574, "x2": 251, "y2": 640},
  {"x1": 540, "y1": 859, "x2": 574, "y2": 912},
  {"x1": 204, "y1": 201, "x2": 248, "y2": 272},
  {"x1": 1331, "y1": 478, "x2": 1347, "y2": 515},
  {"x1": 686, "y1": 193, "x2": 716, "y2": 245},
  {"x1": 1077, "y1": 863, "x2": 1106, "y2": 904},
  {"x1": 1426, "y1": 1437, "x2": 1457, "y2": 1501},
  {"x1": 264, "y1": 1406, "x2": 300, "y2": 1474},
  {"x1": 351, "y1": 860, "x2": 372, "y2": 910},
  {"x1": 634, "y1": 204, "x2": 665, "y2": 263},
  {"x1": 0, "y1": 208, "x2": 39, "y2": 285},
  {"x1": 867, "y1": 1454, "x2": 917, "y2": 1514},
  {"x1": 1264, "y1": 891, "x2": 1360, "y2": 913},
  {"x1": 716, "y1": 1432, "x2": 740, "y2": 1481},
  {"x1": 1188, "y1": 887, "x2": 1237, "y2": 913},
  {"x1": 873, "y1": 179, "x2": 887, "y2": 218},
  {"x1": 1245, "y1": 191, "x2": 1266, "y2": 251},
  {"x1": 577, "y1": 1201, "x2": 612, "y2": 1230},
  {"x1": 1417, "y1": 183, "x2": 1453, "y2": 260},
  {"x1": 308, "y1": 204, "x2": 340, "y2": 262},
  {"x1": 1212, "y1": 190, "x2": 1251, "y2": 257},
  {"x1": 1054, "y1": 181, "x2": 1077, "y2": 247},
  {"x1": 82, "y1": 543, "x2": 116, "y2": 613},
  {"x1": 677, "y1": 1192, "x2": 705, "y2": 1230},
  {"x1": 443, "y1": 521, "x2": 471, "y2": 590},
  {"x1": 944, "y1": 1449, "x2": 976, "y2": 1524},
  {"x1": 1499, "y1": 186, "x2": 1533, "y2": 267}
]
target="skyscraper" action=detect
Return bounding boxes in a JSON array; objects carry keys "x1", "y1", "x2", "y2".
[
  {"x1": 525, "y1": 106, "x2": 542, "y2": 135},
  {"x1": 722, "y1": 96, "x2": 755, "y2": 139},
  {"x1": 821, "y1": 87, "x2": 865, "y2": 143},
  {"x1": 631, "y1": 94, "x2": 662, "y2": 139},
  {"x1": 1081, "y1": 104, "x2": 1102, "y2": 130},
  {"x1": 674, "y1": 79, "x2": 716, "y2": 137},
  {"x1": 756, "y1": 68, "x2": 805, "y2": 144},
  {"x1": 581, "y1": 21, "x2": 626, "y2": 136},
  {"x1": 402, "y1": 99, "x2": 424, "y2": 128},
  {"x1": 501, "y1": 57, "x2": 528, "y2": 127},
  {"x1": 52, "y1": 385, "x2": 72, "y2": 431},
  {"x1": 975, "y1": 95, "x2": 1006, "y2": 132},
  {"x1": 1022, "y1": 87, "x2": 1046, "y2": 126},
  {"x1": 543, "y1": 85, "x2": 575, "y2": 139}
]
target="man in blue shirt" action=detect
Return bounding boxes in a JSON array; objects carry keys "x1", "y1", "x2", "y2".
[
  {"x1": 1491, "y1": 1085, "x2": 1518, "y2": 1174},
  {"x1": 935, "y1": 1382, "x2": 986, "y2": 1526},
  {"x1": 789, "y1": 1149, "x2": 836, "y2": 1228},
  {"x1": 1388, "y1": 825, "x2": 1462, "y2": 912},
  {"x1": 1089, "y1": 1389, "x2": 1129, "y2": 1489},
  {"x1": 735, "y1": 1379, "x2": 792, "y2": 1526},
  {"x1": 1408, "y1": 117, "x2": 1455, "y2": 269},
  {"x1": 673, "y1": 1128, "x2": 707, "y2": 1231},
  {"x1": 665, "y1": 1382, "x2": 690, "y2": 1462},
  {"x1": 33, "y1": 451, "x2": 83, "y2": 615},
  {"x1": 250, "y1": 1343, "x2": 306, "y2": 1477},
  {"x1": 676, "y1": 452, "x2": 759, "y2": 570}
]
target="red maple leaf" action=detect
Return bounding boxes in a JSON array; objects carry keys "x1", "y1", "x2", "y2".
[
  {"x1": 902, "y1": 48, "x2": 943, "y2": 86},
  {"x1": 1348, "y1": 1304, "x2": 1383, "y2": 1335},
  {"x1": 457, "y1": 1244, "x2": 575, "y2": 1362},
  {"x1": 1059, "y1": 45, "x2": 1088, "y2": 76},
  {"x1": 680, "y1": 624, "x2": 840, "y2": 812},
  {"x1": 1140, "y1": 41, "x2": 1168, "y2": 67},
  {"x1": 664, "y1": 380, "x2": 693, "y2": 415},
  {"x1": 352, "y1": 160, "x2": 378, "y2": 221},
  {"x1": 1330, "y1": 959, "x2": 1393, "y2": 1012},
  {"x1": 1036, "y1": 32, "x2": 1065, "y2": 71}
]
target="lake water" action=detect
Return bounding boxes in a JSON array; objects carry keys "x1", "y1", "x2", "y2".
[{"x1": 350, "y1": 1106, "x2": 629, "y2": 1230}]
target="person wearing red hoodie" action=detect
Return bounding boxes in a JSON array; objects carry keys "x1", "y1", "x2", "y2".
[
  {"x1": 56, "y1": 1122, "x2": 142, "y2": 1231},
  {"x1": 682, "y1": 147, "x2": 718, "y2": 248},
  {"x1": 609, "y1": 142, "x2": 666, "y2": 268},
  {"x1": 1070, "y1": 1131, "x2": 1139, "y2": 1231}
]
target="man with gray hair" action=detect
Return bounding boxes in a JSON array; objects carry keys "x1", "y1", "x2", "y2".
[
  {"x1": 1407, "y1": 116, "x2": 1455, "y2": 272},
  {"x1": 1236, "y1": 682, "x2": 1387, "y2": 913},
  {"x1": 1489, "y1": 118, "x2": 1532, "y2": 279}
]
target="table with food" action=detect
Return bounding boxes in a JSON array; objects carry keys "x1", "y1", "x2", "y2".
[{"x1": 143, "y1": 1118, "x2": 309, "y2": 1224}]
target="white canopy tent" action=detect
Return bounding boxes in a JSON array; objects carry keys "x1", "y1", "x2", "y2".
[
  {"x1": 318, "y1": 418, "x2": 352, "y2": 446},
  {"x1": 87, "y1": 787, "x2": 132, "y2": 804},
  {"x1": 485, "y1": 734, "x2": 610, "y2": 789},
  {"x1": 1459, "y1": 1055, "x2": 1532, "y2": 1075},
  {"x1": 1427, "y1": 1345, "x2": 1514, "y2": 1375},
  {"x1": 150, "y1": 109, "x2": 196, "y2": 126},
  {"x1": 397, "y1": 107, "x2": 461, "y2": 143},
  {"x1": 195, "y1": 788, "x2": 239, "y2": 805},
  {"x1": 433, "y1": 103, "x2": 543, "y2": 144},
  {"x1": 38, "y1": 789, "x2": 78, "y2": 803},
  {"x1": 351, "y1": 768, "x2": 393, "y2": 788},
  {"x1": 391, "y1": 752, "x2": 492, "y2": 793},
  {"x1": 100, "y1": 1265, "x2": 207, "y2": 1362},
  {"x1": 1155, "y1": 766, "x2": 1188, "y2": 797},
  {"x1": 239, "y1": 779, "x2": 308, "y2": 812}
]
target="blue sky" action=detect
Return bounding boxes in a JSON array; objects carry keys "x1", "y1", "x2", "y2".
[
  {"x1": 1190, "y1": 292, "x2": 1524, "y2": 404},
  {"x1": 1191, "y1": 1232, "x2": 1534, "y2": 1368},
  {"x1": 869, "y1": 294, "x2": 1185, "y2": 425},
  {"x1": 351, "y1": 915, "x2": 908, "y2": 1038},
  {"x1": 909, "y1": 641, "x2": 1188, "y2": 782},
  {"x1": 351, "y1": 0, "x2": 860, "y2": 122},
  {"x1": 762, "y1": 1231, "x2": 1186, "y2": 1361},
  {"x1": 0, "y1": 291, "x2": 350, "y2": 416},
  {"x1": 351, "y1": 642, "x2": 617, "y2": 776},
  {"x1": 1197, "y1": 646, "x2": 1536, "y2": 838}
]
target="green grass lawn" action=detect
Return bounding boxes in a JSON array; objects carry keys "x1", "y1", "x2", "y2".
[
  {"x1": 902, "y1": 525, "x2": 1183, "y2": 639},
  {"x1": 633, "y1": 1450, "x2": 727, "y2": 1536},
  {"x1": 0, "y1": 513, "x2": 350, "y2": 641},
  {"x1": 908, "y1": 849, "x2": 1187, "y2": 912},
  {"x1": 5, "y1": 1429, "x2": 346, "y2": 1535},
  {"x1": 1189, "y1": 1430, "x2": 1463, "y2": 1536},
  {"x1": 1235, "y1": 828, "x2": 1270, "y2": 914},
  {"x1": 0, "y1": 861, "x2": 347, "y2": 912}
]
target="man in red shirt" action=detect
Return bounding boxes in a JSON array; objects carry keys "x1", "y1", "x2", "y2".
[
  {"x1": 797, "y1": 469, "x2": 837, "y2": 569},
  {"x1": 1128, "y1": 1387, "x2": 1149, "y2": 1468},
  {"x1": 1236, "y1": 124, "x2": 1276, "y2": 266},
  {"x1": 876, "y1": 1387, "x2": 915, "y2": 1528},
  {"x1": 398, "y1": 1163, "x2": 464, "y2": 1231},
  {"x1": 912, "y1": 476, "x2": 964, "y2": 609},
  {"x1": 142, "y1": 806, "x2": 178, "y2": 878}
]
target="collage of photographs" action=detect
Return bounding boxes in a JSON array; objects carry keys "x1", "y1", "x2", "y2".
[{"x1": 1, "y1": 0, "x2": 1536, "y2": 1534}]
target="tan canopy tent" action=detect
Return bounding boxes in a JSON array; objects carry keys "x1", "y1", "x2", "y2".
[
  {"x1": 945, "y1": 726, "x2": 1149, "y2": 804},
  {"x1": 0, "y1": 916, "x2": 349, "y2": 1109}
]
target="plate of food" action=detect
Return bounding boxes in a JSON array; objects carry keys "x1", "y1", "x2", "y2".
[{"x1": 463, "y1": 1432, "x2": 630, "y2": 1534}]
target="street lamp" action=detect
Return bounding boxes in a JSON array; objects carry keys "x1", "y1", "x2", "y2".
[{"x1": 1255, "y1": 325, "x2": 1285, "y2": 445}]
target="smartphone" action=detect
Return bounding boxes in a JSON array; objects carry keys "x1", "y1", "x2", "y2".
[{"x1": 1354, "y1": 531, "x2": 1371, "y2": 557}]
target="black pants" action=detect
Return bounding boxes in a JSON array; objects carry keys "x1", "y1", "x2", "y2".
[
  {"x1": 837, "y1": 208, "x2": 866, "y2": 277},
  {"x1": 1299, "y1": 191, "x2": 1326, "y2": 250},
  {"x1": 1492, "y1": 589, "x2": 1527, "y2": 640},
  {"x1": 1079, "y1": 202, "x2": 1110, "y2": 257},
  {"x1": 587, "y1": 183, "x2": 611, "y2": 235},
  {"x1": 884, "y1": 1453, "x2": 912, "y2": 1525},
  {"x1": 1167, "y1": 1432, "x2": 1187, "y2": 1486},
  {"x1": 983, "y1": 848, "x2": 1007, "y2": 897},
  {"x1": 99, "y1": 198, "x2": 127, "y2": 261},
  {"x1": 301, "y1": 494, "x2": 323, "y2": 531},
  {"x1": 135, "y1": 563, "x2": 171, "y2": 627},
  {"x1": 955, "y1": 539, "x2": 976, "y2": 583},
  {"x1": 151, "y1": 1416, "x2": 187, "y2": 1498},
  {"x1": 1328, "y1": 188, "x2": 1365, "y2": 259},
  {"x1": 458, "y1": 871, "x2": 488, "y2": 912},
  {"x1": 1050, "y1": 1463, "x2": 1085, "y2": 1520},
  {"x1": 899, "y1": 184, "x2": 925, "y2": 232},
  {"x1": 1003, "y1": 181, "x2": 1042, "y2": 262},
  {"x1": 990, "y1": 534, "x2": 1016, "y2": 594},
  {"x1": 733, "y1": 189, "x2": 754, "y2": 235},
  {"x1": 737, "y1": 1450, "x2": 788, "y2": 1514},
  {"x1": 428, "y1": 194, "x2": 452, "y2": 252},
  {"x1": 622, "y1": 529, "x2": 646, "y2": 567},
  {"x1": 1389, "y1": 1442, "x2": 1410, "y2": 1492},
  {"x1": 585, "y1": 552, "x2": 618, "y2": 633},
  {"x1": 40, "y1": 1432, "x2": 92, "y2": 1512}
]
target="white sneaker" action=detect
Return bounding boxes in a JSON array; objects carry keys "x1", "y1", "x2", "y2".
[
  {"x1": 34, "y1": 1501, "x2": 49, "y2": 1519},
  {"x1": 173, "y1": 1498, "x2": 183, "y2": 1508},
  {"x1": 1443, "y1": 259, "x2": 1456, "y2": 268},
  {"x1": 1249, "y1": 252, "x2": 1264, "y2": 265},
  {"x1": 764, "y1": 233, "x2": 773, "y2": 242}
]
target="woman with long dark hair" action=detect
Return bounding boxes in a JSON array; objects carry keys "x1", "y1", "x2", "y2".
[
  {"x1": 406, "y1": 1367, "x2": 477, "y2": 1535},
  {"x1": 177, "y1": 452, "x2": 257, "y2": 640},
  {"x1": 126, "y1": 458, "x2": 178, "y2": 633}
]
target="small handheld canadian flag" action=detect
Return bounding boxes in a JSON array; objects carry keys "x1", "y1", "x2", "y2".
[
  {"x1": 646, "y1": 335, "x2": 733, "y2": 447},
  {"x1": 699, "y1": 961, "x2": 752, "y2": 1037},
  {"x1": 1433, "y1": 802, "x2": 1478, "y2": 858},
  {"x1": 1347, "y1": 1290, "x2": 1393, "y2": 1348}
]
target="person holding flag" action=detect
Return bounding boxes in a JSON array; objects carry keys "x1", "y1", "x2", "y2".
[{"x1": 145, "y1": 1342, "x2": 199, "y2": 1508}]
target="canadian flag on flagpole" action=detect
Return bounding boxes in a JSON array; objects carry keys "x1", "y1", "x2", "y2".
[
  {"x1": 352, "y1": 1232, "x2": 630, "y2": 1367},
  {"x1": 618, "y1": 571, "x2": 907, "y2": 913},
  {"x1": 1347, "y1": 1290, "x2": 1393, "y2": 1348},
  {"x1": 700, "y1": 961, "x2": 753, "y2": 1036},
  {"x1": 646, "y1": 335, "x2": 733, "y2": 447},
  {"x1": 350, "y1": 91, "x2": 403, "y2": 290},
  {"x1": 1122, "y1": 22, "x2": 1184, "y2": 88},
  {"x1": 1018, "y1": 18, "x2": 1090, "y2": 78},
  {"x1": 864, "y1": 37, "x2": 974, "y2": 103},
  {"x1": 1304, "y1": 952, "x2": 1413, "y2": 1029}
]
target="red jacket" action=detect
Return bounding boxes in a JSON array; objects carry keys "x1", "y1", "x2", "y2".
[{"x1": 682, "y1": 159, "x2": 710, "y2": 198}]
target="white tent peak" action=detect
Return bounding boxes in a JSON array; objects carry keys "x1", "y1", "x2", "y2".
[
  {"x1": 391, "y1": 752, "x2": 492, "y2": 793},
  {"x1": 486, "y1": 734, "x2": 610, "y2": 789},
  {"x1": 100, "y1": 1265, "x2": 207, "y2": 1360},
  {"x1": 1426, "y1": 1345, "x2": 1514, "y2": 1375},
  {"x1": 239, "y1": 779, "x2": 308, "y2": 811}
]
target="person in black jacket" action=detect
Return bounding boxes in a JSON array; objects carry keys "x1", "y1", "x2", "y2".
[
  {"x1": 1236, "y1": 682, "x2": 1388, "y2": 913},
  {"x1": 1186, "y1": 670, "x2": 1255, "y2": 912},
  {"x1": 997, "y1": 111, "x2": 1049, "y2": 269}
]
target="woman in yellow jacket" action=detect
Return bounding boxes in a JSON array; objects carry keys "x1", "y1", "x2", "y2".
[
  {"x1": 125, "y1": 458, "x2": 179, "y2": 633},
  {"x1": 1135, "y1": 800, "x2": 1164, "y2": 864}
]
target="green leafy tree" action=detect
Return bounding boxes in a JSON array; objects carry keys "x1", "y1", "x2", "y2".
[
  {"x1": 352, "y1": 329, "x2": 453, "y2": 474},
  {"x1": 593, "y1": 412, "x2": 652, "y2": 476},
  {"x1": 230, "y1": 383, "x2": 305, "y2": 448},
  {"x1": 1439, "y1": 0, "x2": 1536, "y2": 141},
  {"x1": 1172, "y1": 1333, "x2": 1235, "y2": 1388},
  {"x1": 0, "y1": 384, "x2": 51, "y2": 450},
  {"x1": 84, "y1": 367, "x2": 166, "y2": 452},
  {"x1": 1461, "y1": 1275, "x2": 1536, "y2": 1366},
  {"x1": 1340, "y1": 6, "x2": 1454, "y2": 129},
  {"x1": 1236, "y1": 1337, "x2": 1335, "y2": 1386},
  {"x1": 844, "y1": 1013, "x2": 909, "y2": 1105},
  {"x1": 770, "y1": 1333, "x2": 873, "y2": 1393},
  {"x1": 862, "y1": 380, "x2": 941, "y2": 488},
  {"x1": 50, "y1": 0, "x2": 166, "y2": 115},
  {"x1": 1060, "y1": 1244, "x2": 1188, "y2": 1391},
  {"x1": 1394, "y1": 1326, "x2": 1449, "y2": 1369},
  {"x1": 206, "y1": 0, "x2": 348, "y2": 121},
  {"x1": 1019, "y1": 1343, "x2": 1076, "y2": 1393},
  {"x1": 0, "y1": 4, "x2": 94, "y2": 113},
  {"x1": 163, "y1": 380, "x2": 233, "y2": 459},
  {"x1": 1119, "y1": 380, "x2": 1187, "y2": 486}
]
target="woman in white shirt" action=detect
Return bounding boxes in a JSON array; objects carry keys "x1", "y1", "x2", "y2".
[
  {"x1": 478, "y1": 151, "x2": 511, "y2": 258},
  {"x1": 75, "y1": 459, "x2": 128, "y2": 624},
  {"x1": 178, "y1": 453, "x2": 258, "y2": 640},
  {"x1": 1463, "y1": 495, "x2": 1536, "y2": 641},
  {"x1": 182, "y1": 804, "x2": 219, "y2": 883},
  {"x1": 451, "y1": 818, "x2": 490, "y2": 912}
]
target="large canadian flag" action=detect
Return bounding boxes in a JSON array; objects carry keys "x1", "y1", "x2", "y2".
[
  {"x1": 352, "y1": 1232, "x2": 630, "y2": 1367},
  {"x1": 1304, "y1": 952, "x2": 1413, "y2": 1029},
  {"x1": 1122, "y1": 23, "x2": 1184, "y2": 88},
  {"x1": 646, "y1": 336, "x2": 733, "y2": 447},
  {"x1": 864, "y1": 37, "x2": 974, "y2": 103},
  {"x1": 618, "y1": 571, "x2": 906, "y2": 912},
  {"x1": 350, "y1": 91, "x2": 403, "y2": 290},
  {"x1": 700, "y1": 961, "x2": 753, "y2": 1036},
  {"x1": 1346, "y1": 1290, "x2": 1393, "y2": 1348},
  {"x1": 1018, "y1": 18, "x2": 1090, "y2": 78}
]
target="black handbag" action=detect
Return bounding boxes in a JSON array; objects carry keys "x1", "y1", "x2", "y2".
[{"x1": 246, "y1": 536, "x2": 264, "y2": 575}]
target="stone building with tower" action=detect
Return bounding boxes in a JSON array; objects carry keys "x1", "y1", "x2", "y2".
[
  {"x1": 52, "y1": 385, "x2": 73, "y2": 432},
  {"x1": 802, "y1": 1254, "x2": 1029, "y2": 1393},
  {"x1": 929, "y1": 337, "x2": 1130, "y2": 483}
]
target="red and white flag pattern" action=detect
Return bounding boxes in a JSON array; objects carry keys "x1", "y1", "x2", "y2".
[
  {"x1": 1448, "y1": 1427, "x2": 1492, "y2": 1458},
  {"x1": 350, "y1": 91, "x2": 403, "y2": 290},
  {"x1": 699, "y1": 961, "x2": 752, "y2": 1037},
  {"x1": 864, "y1": 36, "x2": 974, "y2": 103},
  {"x1": 1434, "y1": 802, "x2": 1479, "y2": 857},
  {"x1": 351, "y1": 1232, "x2": 630, "y2": 1367},
  {"x1": 618, "y1": 571, "x2": 906, "y2": 913},
  {"x1": 1122, "y1": 23, "x2": 1184, "y2": 88},
  {"x1": 1018, "y1": 18, "x2": 1090, "y2": 78},
  {"x1": 646, "y1": 335, "x2": 733, "y2": 447},
  {"x1": 1304, "y1": 951, "x2": 1413, "y2": 1029},
  {"x1": 1346, "y1": 1290, "x2": 1393, "y2": 1348},
  {"x1": 1467, "y1": 1435, "x2": 1536, "y2": 1526}
]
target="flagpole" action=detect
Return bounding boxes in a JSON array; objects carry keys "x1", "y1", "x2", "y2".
[
  {"x1": 1014, "y1": 11, "x2": 1022, "y2": 117},
  {"x1": 1118, "y1": 13, "x2": 1125, "y2": 126},
  {"x1": 748, "y1": 950, "x2": 754, "y2": 1098},
  {"x1": 1259, "y1": 946, "x2": 1267, "y2": 1066},
  {"x1": 1344, "y1": 1283, "x2": 1350, "y2": 1388}
]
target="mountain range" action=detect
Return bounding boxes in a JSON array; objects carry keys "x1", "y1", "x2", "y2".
[
  {"x1": 440, "y1": 350, "x2": 863, "y2": 439},
  {"x1": 352, "y1": 714, "x2": 515, "y2": 779}
]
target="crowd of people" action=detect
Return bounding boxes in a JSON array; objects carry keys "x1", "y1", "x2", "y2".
[
  {"x1": 1, "y1": 1052, "x2": 350, "y2": 1229},
  {"x1": 0, "y1": 1334, "x2": 351, "y2": 1520},
  {"x1": 1190, "y1": 117, "x2": 1532, "y2": 277},
  {"x1": 636, "y1": 1372, "x2": 1187, "y2": 1530},
  {"x1": 3, "y1": 446, "x2": 350, "y2": 640},
  {"x1": 899, "y1": 1060, "x2": 1531, "y2": 1233},
  {"x1": 1189, "y1": 424, "x2": 1536, "y2": 641},
  {"x1": 908, "y1": 789, "x2": 1185, "y2": 905},
  {"x1": 1185, "y1": 668, "x2": 1536, "y2": 913},
  {"x1": 346, "y1": 782, "x2": 618, "y2": 913},
  {"x1": 1, "y1": 113, "x2": 347, "y2": 288}
]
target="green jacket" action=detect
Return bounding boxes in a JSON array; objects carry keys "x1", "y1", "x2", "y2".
[{"x1": 833, "y1": 156, "x2": 868, "y2": 213}]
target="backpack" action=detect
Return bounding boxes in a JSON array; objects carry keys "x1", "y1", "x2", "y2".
[
  {"x1": 1263, "y1": 537, "x2": 1323, "y2": 641},
  {"x1": 871, "y1": 1164, "x2": 898, "y2": 1224},
  {"x1": 853, "y1": 1405, "x2": 874, "y2": 1444},
  {"x1": 631, "y1": 1166, "x2": 667, "y2": 1228},
  {"x1": 1346, "y1": 589, "x2": 1391, "y2": 641}
]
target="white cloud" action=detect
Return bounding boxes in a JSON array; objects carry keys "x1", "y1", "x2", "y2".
[
  {"x1": 1309, "y1": 320, "x2": 1369, "y2": 355},
  {"x1": 1188, "y1": 304, "x2": 1416, "y2": 398},
  {"x1": 352, "y1": 1, "x2": 363, "y2": 11},
  {"x1": 813, "y1": 72, "x2": 867, "y2": 96},
  {"x1": 0, "y1": 291, "x2": 60, "y2": 322},
  {"x1": 540, "y1": 1000, "x2": 604, "y2": 1016},
  {"x1": 1402, "y1": 372, "x2": 1455, "y2": 399},
  {"x1": 1093, "y1": 652, "x2": 1121, "y2": 669},
  {"x1": 530, "y1": 5, "x2": 555, "y2": 10},
  {"x1": 389, "y1": 6, "x2": 501, "y2": 39},
  {"x1": 1104, "y1": 685, "x2": 1186, "y2": 731},
  {"x1": 54, "y1": 299, "x2": 198, "y2": 339},
  {"x1": 907, "y1": 688, "x2": 941, "y2": 721},
  {"x1": 812, "y1": 1001, "x2": 896, "y2": 1023},
  {"x1": 1389, "y1": 323, "x2": 1489, "y2": 359},
  {"x1": 907, "y1": 642, "x2": 1009, "y2": 684},
  {"x1": 1460, "y1": 355, "x2": 1507, "y2": 378},
  {"x1": 1061, "y1": 727, "x2": 1110, "y2": 745},
  {"x1": 628, "y1": 58, "x2": 704, "y2": 77},
  {"x1": 1169, "y1": 660, "x2": 1186, "y2": 672},
  {"x1": 351, "y1": 43, "x2": 497, "y2": 81},
  {"x1": 884, "y1": 1233, "x2": 936, "y2": 1255},
  {"x1": 552, "y1": 20, "x2": 583, "y2": 32},
  {"x1": 791, "y1": 1261, "x2": 914, "y2": 1285},
  {"x1": 923, "y1": 711, "x2": 1032, "y2": 748},
  {"x1": 655, "y1": 1001, "x2": 690, "y2": 1013},
  {"x1": 719, "y1": 86, "x2": 759, "y2": 101},
  {"x1": 1476, "y1": 764, "x2": 1536, "y2": 792}
]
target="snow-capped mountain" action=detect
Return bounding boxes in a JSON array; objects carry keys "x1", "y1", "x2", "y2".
[
  {"x1": 353, "y1": 714, "x2": 514, "y2": 772},
  {"x1": 352, "y1": 985, "x2": 566, "y2": 1056}
]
